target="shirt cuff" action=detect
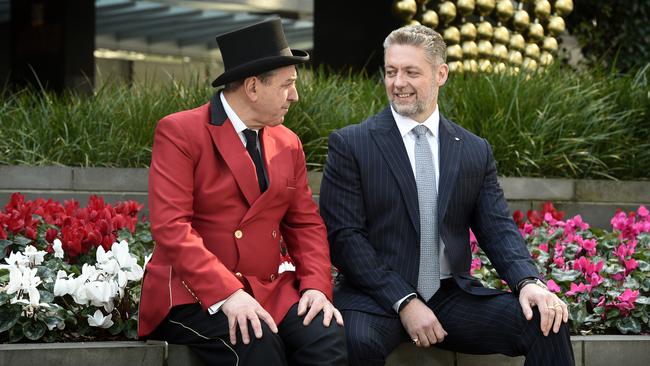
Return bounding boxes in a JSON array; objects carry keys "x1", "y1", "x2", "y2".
[
  {"x1": 393, "y1": 293, "x2": 417, "y2": 313},
  {"x1": 208, "y1": 291, "x2": 240, "y2": 315}
]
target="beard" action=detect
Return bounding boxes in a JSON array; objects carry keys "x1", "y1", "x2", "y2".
[
  {"x1": 387, "y1": 84, "x2": 437, "y2": 119},
  {"x1": 389, "y1": 97, "x2": 425, "y2": 118}
]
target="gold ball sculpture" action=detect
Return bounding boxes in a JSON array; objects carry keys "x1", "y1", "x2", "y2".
[
  {"x1": 421, "y1": 10, "x2": 440, "y2": 28},
  {"x1": 438, "y1": 1, "x2": 457, "y2": 24},
  {"x1": 496, "y1": 0, "x2": 515, "y2": 22},
  {"x1": 392, "y1": 0, "x2": 418, "y2": 21},
  {"x1": 477, "y1": 21, "x2": 494, "y2": 39},
  {"x1": 534, "y1": 0, "x2": 552, "y2": 20},
  {"x1": 390, "y1": 0, "x2": 573, "y2": 73},
  {"x1": 461, "y1": 22, "x2": 478, "y2": 41},
  {"x1": 554, "y1": 0, "x2": 574, "y2": 17},
  {"x1": 493, "y1": 25, "x2": 510, "y2": 44},
  {"x1": 476, "y1": 0, "x2": 496, "y2": 16},
  {"x1": 456, "y1": 0, "x2": 476, "y2": 17}
]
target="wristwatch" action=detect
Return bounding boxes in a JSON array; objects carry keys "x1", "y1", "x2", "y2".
[
  {"x1": 398, "y1": 294, "x2": 417, "y2": 313},
  {"x1": 517, "y1": 277, "x2": 548, "y2": 292}
]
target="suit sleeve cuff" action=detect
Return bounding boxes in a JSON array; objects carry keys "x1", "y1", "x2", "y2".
[{"x1": 393, "y1": 293, "x2": 417, "y2": 313}]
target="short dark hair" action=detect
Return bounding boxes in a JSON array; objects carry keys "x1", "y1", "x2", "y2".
[{"x1": 223, "y1": 69, "x2": 276, "y2": 91}]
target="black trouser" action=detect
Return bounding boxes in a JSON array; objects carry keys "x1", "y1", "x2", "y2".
[
  {"x1": 342, "y1": 279, "x2": 575, "y2": 366},
  {"x1": 148, "y1": 302, "x2": 347, "y2": 366}
]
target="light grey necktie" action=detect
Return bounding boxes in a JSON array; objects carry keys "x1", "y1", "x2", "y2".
[{"x1": 413, "y1": 124, "x2": 440, "y2": 301}]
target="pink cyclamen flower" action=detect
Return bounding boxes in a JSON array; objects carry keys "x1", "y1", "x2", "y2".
[
  {"x1": 577, "y1": 237, "x2": 597, "y2": 257},
  {"x1": 638, "y1": 205, "x2": 649, "y2": 218},
  {"x1": 470, "y1": 257, "x2": 482, "y2": 274},
  {"x1": 624, "y1": 258, "x2": 638, "y2": 275},
  {"x1": 546, "y1": 279, "x2": 561, "y2": 293},
  {"x1": 618, "y1": 288, "x2": 639, "y2": 303},
  {"x1": 566, "y1": 282, "x2": 590, "y2": 296}
]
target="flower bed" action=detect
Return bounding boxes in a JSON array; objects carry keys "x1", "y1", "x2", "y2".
[
  {"x1": 471, "y1": 202, "x2": 650, "y2": 335},
  {"x1": 1, "y1": 194, "x2": 648, "y2": 344},
  {"x1": 0, "y1": 193, "x2": 153, "y2": 342}
]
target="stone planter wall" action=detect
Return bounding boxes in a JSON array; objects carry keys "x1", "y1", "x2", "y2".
[
  {"x1": 0, "y1": 336, "x2": 648, "y2": 366},
  {"x1": 1, "y1": 166, "x2": 649, "y2": 228}
]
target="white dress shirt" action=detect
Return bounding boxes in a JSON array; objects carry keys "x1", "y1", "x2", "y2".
[
  {"x1": 207, "y1": 92, "x2": 260, "y2": 315},
  {"x1": 390, "y1": 105, "x2": 452, "y2": 313}
]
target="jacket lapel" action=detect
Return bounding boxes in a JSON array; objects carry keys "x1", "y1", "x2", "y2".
[
  {"x1": 370, "y1": 107, "x2": 420, "y2": 234},
  {"x1": 206, "y1": 93, "x2": 260, "y2": 206},
  {"x1": 437, "y1": 115, "x2": 462, "y2": 224}
]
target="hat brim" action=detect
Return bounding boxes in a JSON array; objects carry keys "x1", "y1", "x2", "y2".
[{"x1": 211, "y1": 49, "x2": 309, "y2": 87}]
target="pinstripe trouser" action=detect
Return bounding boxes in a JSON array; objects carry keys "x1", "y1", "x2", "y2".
[{"x1": 342, "y1": 280, "x2": 574, "y2": 366}]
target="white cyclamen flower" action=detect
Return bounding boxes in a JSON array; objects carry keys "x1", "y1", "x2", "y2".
[
  {"x1": 87, "y1": 309, "x2": 114, "y2": 329},
  {"x1": 52, "y1": 239, "x2": 64, "y2": 259},
  {"x1": 111, "y1": 240, "x2": 144, "y2": 281},
  {"x1": 24, "y1": 245, "x2": 46, "y2": 266}
]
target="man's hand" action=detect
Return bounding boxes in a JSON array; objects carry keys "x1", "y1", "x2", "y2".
[
  {"x1": 519, "y1": 283, "x2": 569, "y2": 336},
  {"x1": 221, "y1": 289, "x2": 278, "y2": 345},
  {"x1": 399, "y1": 298, "x2": 447, "y2": 347},
  {"x1": 297, "y1": 289, "x2": 344, "y2": 327}
]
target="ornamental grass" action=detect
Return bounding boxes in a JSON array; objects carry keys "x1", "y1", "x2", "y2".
[{"x1": 0, "y1": 65, "x2": 648, "y2": 179}]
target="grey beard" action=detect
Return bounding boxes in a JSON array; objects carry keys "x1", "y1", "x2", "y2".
[{"x1": 390, "y1": 99, "x2": 423, "y2": 118}]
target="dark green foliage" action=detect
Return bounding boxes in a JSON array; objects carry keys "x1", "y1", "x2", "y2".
[{"x1": 567, "y1": 0, "x2": 650, "y2": 72}]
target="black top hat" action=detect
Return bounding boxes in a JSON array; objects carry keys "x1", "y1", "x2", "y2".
[{"x1": 211, "y1": 17, "x2": 310, "y2": 87}]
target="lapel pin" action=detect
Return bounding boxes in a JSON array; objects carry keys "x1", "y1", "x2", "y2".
[{"x1": 454, "y1": 137, "x2": 460, "y2": 141}]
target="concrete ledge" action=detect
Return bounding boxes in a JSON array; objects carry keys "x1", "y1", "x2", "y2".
[
  {"x1": 2, "y1": 166, "x2": 650, "y2": 228},
  {"x1": 0, "y1": 341, "x2": 165, "y2": 366},
  {"x1": 576, "y1": 180, "x2": 650, "y2": 203},
  {"x1": 0, "y1": 336, "x2": 647, "y2": 365},
  {"x1": 499, "y1": 177, "x2": 575, "y2": 201}
]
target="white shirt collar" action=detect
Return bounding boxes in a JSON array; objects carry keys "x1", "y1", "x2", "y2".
[
  {"x1": 220, "y1": 92, "x2": 251, "y2": 134},
  {"x1": 390, "y1": 105, "x2": 440, "y2": 139}
]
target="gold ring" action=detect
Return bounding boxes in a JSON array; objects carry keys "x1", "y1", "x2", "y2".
[
  {"x1": 547, "y1": 306, "x2": 555, "y2": 310},
  {"x1": 554, "y1": 303, "x2": 563, "y2": 309}
]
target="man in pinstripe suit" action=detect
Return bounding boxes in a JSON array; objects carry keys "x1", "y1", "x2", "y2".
[{"x1": 320, "y1": 25, "x2": 575, "y2": 365}]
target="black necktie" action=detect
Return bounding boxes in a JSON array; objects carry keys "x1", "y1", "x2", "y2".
[{"x1": 242, "y1": 129, "x2": 268, "y2": 193}]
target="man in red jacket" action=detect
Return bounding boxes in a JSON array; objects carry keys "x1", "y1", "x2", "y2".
[{"x1": 138, "y1": 18, "x2": 347, "y2": 366}]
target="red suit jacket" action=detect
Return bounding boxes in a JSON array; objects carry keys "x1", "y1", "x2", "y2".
[{"x1": 138, "y1": 93, "x2": 333, "y2": 337}]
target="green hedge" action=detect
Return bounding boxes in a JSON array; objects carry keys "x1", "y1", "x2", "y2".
[{"x1": 1, "y1": 65, "x2": 648, "y2": 179}]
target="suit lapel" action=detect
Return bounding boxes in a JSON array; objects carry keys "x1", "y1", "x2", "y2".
[
  {"x1": 207, "y1": 93, "x2": 260, "y2": 206},
  {"x1": 437, "y1": 115, "x2": 462, "y2": 223},
  {"x1": 370, "y1": 108, "x2": 420, "y2": 234}
]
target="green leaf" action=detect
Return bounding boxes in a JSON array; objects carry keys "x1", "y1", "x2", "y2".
[
  {"x1": 551, "y1": 268, "x2": 581, "y2": 282},
  {"x1": 39, "y1": 290, "x2": 54, "y2": 303},
  {"x1": 0, "y1": 239, "x2": 12, "y2": 259},
  {"x1": 0, "y1": 306, "x2": 22, "y2": 333},
  {"x1": 569, "y1": 304, "x2": 589, "y2": 324},
  {"x1": 36, "y1": 266, "x2": 55, "y2": 282},
  {"x1": 123, "y1": 318, "x2": 138, "y2": 339},
  {"x1": 23, "y1": 321, "x2": 46, "y2": 340},
  {"x1": 108, "y1": 314, "x2": 124, "y2": 336},
  {"x1": 43, "y1": 316, "x2": 64, "y2": 331},
  {"x1": 636, "y1": 260, "x2": 650, "y2": 272},
  {"x1": 9, "y1": 323, "x2": 24, "y2": 343},
  {"x1": 13, "y1": 235, "x2": 33, "y2": 247},
  {"x1": 635, "y1": 296, "x2": 650, "y2": 305},
  {"x1": 615, "y1": 317, "x2": 641, "y2": 334},
  {"x1": 0, "y1": 292, "x2": 11, "y2": 304},
  {"x1": 623, "y1": 277, "x2": 640, "y2": 289}
]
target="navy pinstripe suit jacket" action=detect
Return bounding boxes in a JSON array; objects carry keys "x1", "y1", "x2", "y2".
[{"x1": 320, "y1": 106, "x2": 539, "y2": 316}]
